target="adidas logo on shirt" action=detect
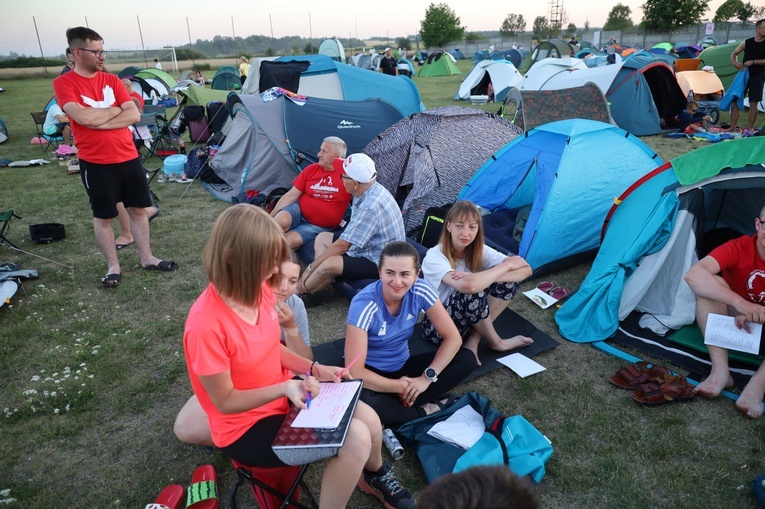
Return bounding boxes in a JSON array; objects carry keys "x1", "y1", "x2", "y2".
[{"x1": 407, "y1": 313, "x2": 415, "y2": 320}]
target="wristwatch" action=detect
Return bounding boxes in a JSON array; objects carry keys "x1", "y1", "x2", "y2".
[{"x1": 424, "y1": 367, "x2": 438, "y2": 383}]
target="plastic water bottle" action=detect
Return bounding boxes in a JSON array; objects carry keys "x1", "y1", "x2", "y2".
[
  {"x1": 178, "y1": 138, "x2": 186, "y2": 154},
  {"x1": 382, "y1": 428, "x2": 404, "y2": 460}
]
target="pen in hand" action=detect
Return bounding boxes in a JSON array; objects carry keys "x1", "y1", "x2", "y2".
[
  {"x1": 338, "y1": 352, "x2": 362, "y2": 378},
  {"x1": 305, "y1": 369, "x2": 312, "y2": 409}
]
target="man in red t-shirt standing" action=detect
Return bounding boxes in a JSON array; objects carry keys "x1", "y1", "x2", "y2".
[
  {"x1": 685, "y1": 204, "x2": 765, "y2": 418},
  {"x1": 270, "y1": 136, "x2": 352, "y2": 249},
  {"x1": 53, "y1": 27, "x2": 177, "y2": 288}
]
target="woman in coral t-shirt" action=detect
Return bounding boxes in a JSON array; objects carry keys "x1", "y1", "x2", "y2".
[{"x1": 183, "y1": 204, "x2": 414, "y2": 509}]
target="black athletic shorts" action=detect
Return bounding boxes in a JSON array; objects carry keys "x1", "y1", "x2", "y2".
[
  {"x1": 219, "y1": 413, "x2": 289, "y2": 467},
  {"x1": 79, "y1": 157, "x2": 152, "y2": 219},
  {"x1": 341, "y1": 254, "x2": 379, "y2": 280},
  {"x1": 747, "y1": 73, "x2": 764, "y2": 103}
]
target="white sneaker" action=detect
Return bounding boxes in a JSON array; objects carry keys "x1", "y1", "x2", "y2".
[
  {"x1": 157, "y1": 173, "x2": 171, "y2": 183},
  {"x1": 175, "y1": 173, "x2": 189, "y2": 183}
]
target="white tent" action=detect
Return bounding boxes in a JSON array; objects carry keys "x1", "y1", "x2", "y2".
[
  {"x1": 454, "y1": 60, "x2": 524, "y2": 102},
  {"x1": 520, "y1": 56, "x2": 624, "y2": 94},
  {"x1": 318, "y1": 37, "x2": 346, "y2": 63}
]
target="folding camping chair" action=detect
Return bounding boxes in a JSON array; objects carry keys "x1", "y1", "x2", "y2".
[
  {"x1": 31, "y1": 111, "x2": 63, "y2": 152},
  {"x1": 132, "y1": 107, "x2": 177, "y2": 161},
  {"x1": 229, "y1": 460, "x2": 317, "y2": 509},
  {"x1": 0, "y1": 209, "x2": 22, "y2": 250}
]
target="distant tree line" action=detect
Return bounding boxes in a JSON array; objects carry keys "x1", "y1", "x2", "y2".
[
  {"x1": 0, "y1": 34, "x2": 378, "y2": 68},
  {"x1": 0, "y1": 55, "x2": 65, "y2": 68}
]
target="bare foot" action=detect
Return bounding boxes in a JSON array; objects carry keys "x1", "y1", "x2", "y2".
[
  {"x1": 735, "y1": 388, "x2": 764, "y2": 419},
  {"x1": 493, "y1": 335, "x2": 534, "y2": 352},
  {"x1": 693, "y1": 372, "x2": 734, "y2": 398},
  {"x1": 725, "y1": 126, "x2": 737, "y2": 133},
  {"x1": 464, "y1": 335, "x2": 482, "y2": 366}
]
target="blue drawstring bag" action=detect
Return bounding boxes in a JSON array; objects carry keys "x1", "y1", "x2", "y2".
[
  {"x1": 395, "y1": 392, "x2": 553, "y2": 485},
  {"x1": 453, "y1": 415, "x2": 553, "y2": 484}
]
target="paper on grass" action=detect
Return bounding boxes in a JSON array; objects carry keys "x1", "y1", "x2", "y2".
[
  {"x1": 522, "y1": 288, "x2": 558, "y2": 309},
  {"x1": 291, "y1": 381, "x2": 360, "y2": 429},
  {"x1": 497, "y1": 353, "x2": 546, "y2": 378},
  {"x1": 704, "y1": 312, "x2": 762, "y2": 355},
  {"x1": 427, "y1": 405, "x2": 486, "y2": 450}
]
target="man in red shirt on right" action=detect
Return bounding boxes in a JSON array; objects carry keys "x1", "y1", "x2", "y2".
[
  {"x1": 685, "y1": 204, "x2": 765, "y2": 418},
  {"x1": 270, "y1": 136, "x2": 351, "y2": 250}
]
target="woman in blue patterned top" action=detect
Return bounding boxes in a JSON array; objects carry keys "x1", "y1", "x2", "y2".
[{"x1": 345, "y1": 241, "x2": 477, "y2": 426}]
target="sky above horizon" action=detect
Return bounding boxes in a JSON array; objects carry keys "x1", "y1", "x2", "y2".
[{"x1": 3, "y1": 0, "x2": 732, "y2": 57}]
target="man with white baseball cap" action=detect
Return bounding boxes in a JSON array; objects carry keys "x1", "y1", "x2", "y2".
[{"x1": 297, "y1": 153, "x2": 405, "y2": 295}]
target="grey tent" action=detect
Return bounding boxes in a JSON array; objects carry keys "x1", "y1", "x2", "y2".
[
  {"x1": 207, "y1": 92, "x2": 403, "y2": 202},
  {"x1": 363, "y1": 107, "x2": 523, "y2": 232}
]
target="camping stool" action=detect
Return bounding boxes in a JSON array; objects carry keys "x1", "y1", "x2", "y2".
[
  {"x1": 0, "y1": 209, "x2": 22, "y2": 249},
  {"x1": 228, "y1": 460, "x2": 317, "y2": 509}
]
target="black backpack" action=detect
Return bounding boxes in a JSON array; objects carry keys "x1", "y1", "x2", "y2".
[{"x1": 418, "y1": 204, "x2": 453, "y2": 248}]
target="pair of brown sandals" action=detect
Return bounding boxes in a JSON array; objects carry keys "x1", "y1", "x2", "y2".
[{"x1": 608, "y1": 361, "x2": 695, "y2": 405}]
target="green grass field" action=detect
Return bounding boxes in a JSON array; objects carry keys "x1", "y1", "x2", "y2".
[{"x1": 1, "y1": 59, "x2": 763, "y2": 509}]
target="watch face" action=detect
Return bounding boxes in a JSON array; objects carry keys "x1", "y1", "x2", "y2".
[{"x1": 425, "y1": 368, "x2": 437, "y2": 379}]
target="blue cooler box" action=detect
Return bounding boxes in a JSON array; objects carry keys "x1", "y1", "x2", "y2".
[{"x1": 163, "y1": 154, "x2": 187, "y2": 175}]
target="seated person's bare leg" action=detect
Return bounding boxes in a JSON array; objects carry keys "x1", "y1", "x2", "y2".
[
  {"x1": 63, "y1": 125, "x2": 72, "y2": 146},
  {"x1": 285, "y1": 230, "x2": 304, "y2": 250},
  {"x1": 693, "y1": 293, "x2": 735, "y2": 397},
  {"x1": 314, "y1": 231, "x2": 334, "y2": 258},
  {"x1": 487, "y1": 294, "x2": 534, "y2": 348},
  {"x1": 320, "y1": 402, "x2": 378, "y2": 508},
  {"x1": 173, "y1": 395, "x2": 213, "y2": 446},
  {"x1": 302, "y1": 254, "x2": 342, "y2": 294},
  {"x1": 735, "y1": 361, "x2": 765, "y2": 419},
  {"x1": 471, "y1": 316, "x2": 533, "y2": 354},
  {"x1": 461, "y1": 295, "x2": 533, "y2": 365},
  {"x1": 273, "y1": 210, "x2": 292, "y2": 233}
]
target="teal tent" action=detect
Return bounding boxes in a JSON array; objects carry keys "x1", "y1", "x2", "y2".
[{"x1": 556, "y1": 138, "x2": 765, "y2": 343}]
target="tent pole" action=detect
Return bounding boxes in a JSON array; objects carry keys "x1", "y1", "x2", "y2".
[
  {"x1": 0, "y1": 244, "x2": 74, "y2": 270},
  {"x1": 32, "y1": 17, "x2": 48, "y2": 77},
  {"x1": 137, "y1": 16, "x2": 148, "y2": 68},
  {"x1": 186, "y1": 17, "x2": 195, "y2": 68},
  {"x1": 270, "y1": 15, "x2": 276, "y2": 55}
]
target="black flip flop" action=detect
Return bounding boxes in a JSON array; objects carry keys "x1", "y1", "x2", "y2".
[
  {"x1": 434, "y1": 393, "x2": 461, "y2": 411},
  {"x1": 101, "y1": 273, "x2": 121, "y2": 288},
  {"x1": 143, "y1": 260, "x2": 179, "y2": 272}
]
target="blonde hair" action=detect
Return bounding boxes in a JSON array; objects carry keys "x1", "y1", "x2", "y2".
[
  {"x1": 439, "y1": 201, "x2": 485, "y2": 273},
  {"x1": 203, "y1": 204, "x2": 289, "y2": 306}
]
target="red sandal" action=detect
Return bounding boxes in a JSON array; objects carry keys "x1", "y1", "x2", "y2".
[
  {"x1": 631, "y1": 373, "x2": 695, "y2": 405},
  {"x1": 608, "y1": 361, "x2": 668, "y2": 389}
]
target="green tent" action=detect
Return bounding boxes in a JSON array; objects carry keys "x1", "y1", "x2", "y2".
[
  {"x1": 699, "y1": 42, "x2": 738, "y2": 91},
  {"x1": 418, "y1": 51, "x2": 461, "y2": 77},
  {"x1": 134, "y1": 68, "x2": 178, "y2": 90},
  {"x1": 177, "y1": 85, "x2": 229, "y2": 106}
]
